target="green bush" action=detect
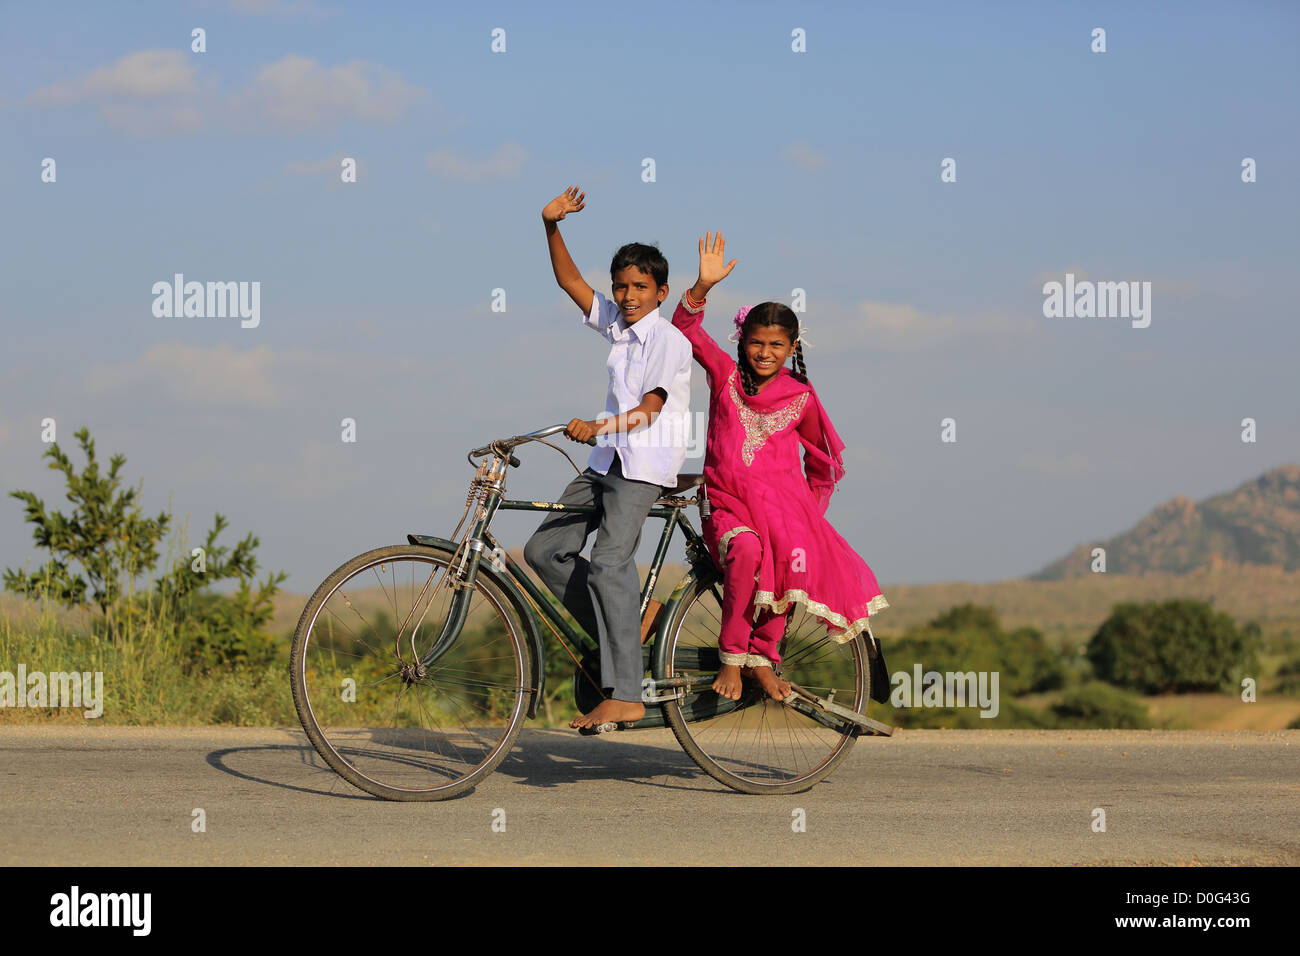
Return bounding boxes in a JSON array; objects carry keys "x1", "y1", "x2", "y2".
[
  {"x1": 876, "y1": 603, "x2": 1069, "y2": 728},
  {"x1": 1273, "y1": 653, "x2": 1300, "y2": 697},
  {"x1": 1051, "y1": 681, "x2": 1151, "y2": 728},
  {"x1": 886, "y1": 603, "x2": 1066, "y2": 696},
  {"x1": 5, "y1": 427, "x2": 286, "y2": 674},
  {"x1": 1086, "y1": 600, "x2": 1259, "y2": 694}
]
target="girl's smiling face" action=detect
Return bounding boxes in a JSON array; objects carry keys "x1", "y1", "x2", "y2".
[{"x1": 744, "y1": 325, "x2": 795, "y2": 386}]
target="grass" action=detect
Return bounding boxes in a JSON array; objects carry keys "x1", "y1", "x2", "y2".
[
  {"x1": 4, "y1": 562, "x2": 1299, "y2": 729},
  {"x1": 0, "y1": 592, "x2": 295, "y2": 726}
]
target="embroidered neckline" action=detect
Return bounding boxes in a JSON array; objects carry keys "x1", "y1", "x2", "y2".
[{"x1": 728, "y1": 370, "x2": 808, "y2": 466}]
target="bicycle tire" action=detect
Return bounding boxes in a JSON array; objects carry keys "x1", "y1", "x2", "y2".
[
  {"x1": 290, "y1": 543, "x2": 532, "y2": 801},
  {"x1": 660, "y1": 575, "x2": 870, "y2": 795}
]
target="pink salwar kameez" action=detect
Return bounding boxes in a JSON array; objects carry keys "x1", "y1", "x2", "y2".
[{"x1": 671, "y1": 297, "x2": 888, "y2": 667}]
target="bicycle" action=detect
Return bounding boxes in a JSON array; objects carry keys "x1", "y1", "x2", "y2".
[{"x1": 289, "y1": 423, "x2": 893, "y2": 801}]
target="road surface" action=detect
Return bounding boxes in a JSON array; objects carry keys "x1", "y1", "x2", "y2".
[{"x1": 2, "y1": 727, "x2": 1295, "y2": 865}]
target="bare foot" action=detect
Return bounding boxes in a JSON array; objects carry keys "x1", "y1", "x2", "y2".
[
  {"x1": 742, "y1": 665, "x2": 791, "y2": 701},
  {"x1": 570, "y1": 697, "x2": 646, "y2": 731},
  {"x1": 712, "y1": 663, "x2": 743, "y2": 700}
]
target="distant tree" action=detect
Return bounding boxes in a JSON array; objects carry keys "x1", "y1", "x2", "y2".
[
  {"x1": 5, "y1": 426, "x2": 286, "y2": 663},
  {"x1": 153, "y1": 513, "x2": 287, "y2": 672},
  {"x1": 926, "y1": 602, "x2": 1002, "y2": 635},
  {"x1": 4, "y1": 427, "x2": 169, "y2": 641},
  {"x1": 1052, "y1": 681, "x2": 1151, "y2": 728},
  {"x1": 892, "y1": 603, "x2": 1066, "y2": 696},
  {"x1": 1086, "y1": 600, "x2": 1258, "y2": 693}
]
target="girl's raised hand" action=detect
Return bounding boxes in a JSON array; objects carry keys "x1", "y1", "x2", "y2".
[
  {"x1": 543, "y1": 186, "x2": 586, "y2": 222},
  {"x1": 697, "y1": 231, "x2": 738, "y2": 287}
]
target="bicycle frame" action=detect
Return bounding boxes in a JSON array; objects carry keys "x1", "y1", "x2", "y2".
[{"x1": 405, "y1": 443, "x2": 720, "y2": 724}]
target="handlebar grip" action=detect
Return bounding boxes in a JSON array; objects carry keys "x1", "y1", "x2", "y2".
[{"x1": 585, "y1": 436, "x2": 598, "y2": 446}]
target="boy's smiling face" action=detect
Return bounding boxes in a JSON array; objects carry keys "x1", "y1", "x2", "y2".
[{"x1": 611, "y1": 265, "x2": 667, "y2": 324}]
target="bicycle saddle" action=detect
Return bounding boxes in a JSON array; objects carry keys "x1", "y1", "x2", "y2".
[{"x1": 670, "y1": 473, "x2": 704, "y2": 494}]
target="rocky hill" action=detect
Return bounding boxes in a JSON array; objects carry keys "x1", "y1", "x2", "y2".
[{"x1": 1029, "y1": 464, "x2": 1300, "y2": 580}]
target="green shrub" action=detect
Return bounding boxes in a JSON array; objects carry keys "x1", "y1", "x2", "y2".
[
  {"x1": 1051, "y1": 681, "x2": 1150, "y2": 728},
  {"x1": 1086, "y1": 600, "x2": 1259, "y2": 693},
  {"x1": 5, "y1": 427, "x2": 286, "y2": 677},
  {"x1": 885, "y1": 603, "x2": 1066, "y2": 696}
]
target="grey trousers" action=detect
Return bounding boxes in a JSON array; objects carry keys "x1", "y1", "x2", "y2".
[{"x1": 523, "y1": 456, "x2": 667, "y2": 703}]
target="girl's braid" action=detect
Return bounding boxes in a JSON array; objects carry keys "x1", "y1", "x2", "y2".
[
  {"x1": 736, "y1": 339, "x2": 760, "y2": 396},
  {"x1": 791, "y1": 339, "x2": 809, "y2": 384}
]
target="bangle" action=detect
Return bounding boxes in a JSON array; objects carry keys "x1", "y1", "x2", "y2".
[{"x1": 681, "y1": 289, "x2": 706, "y2": 314}]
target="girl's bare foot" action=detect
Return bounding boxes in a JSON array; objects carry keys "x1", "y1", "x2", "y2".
[
  {"x1": 712, "y1": 663, "x2": 743, "y2": 700},
  {"x1": 741, "y1": 665, "x2": 791, "y2": 701},
  {"x1": 569, "y1": 698, "x2": 645, "y2": 731}
]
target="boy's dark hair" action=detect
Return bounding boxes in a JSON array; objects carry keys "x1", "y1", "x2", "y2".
[
  {"x1": 736, "y1": 301, "x2": 809, "y2": 397},
  {"x1": 610, "y1": 242, "x2": 669, "y2": 289}
]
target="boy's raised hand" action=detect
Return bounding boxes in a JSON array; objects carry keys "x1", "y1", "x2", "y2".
[
  {"x1": 697, "y1": 231, "x2": 738, "y2": 288},
  {"x1": 543, "y1": 186, "x2": 586, "y2": 223}
]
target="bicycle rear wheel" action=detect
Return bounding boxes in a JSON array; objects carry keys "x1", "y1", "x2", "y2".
[
  {"x1": 290, "y1": 544, "x2": 532, "y2": 801},
  {"x1": 660, "y1": 576, "x2": 870, "y2": 795}
]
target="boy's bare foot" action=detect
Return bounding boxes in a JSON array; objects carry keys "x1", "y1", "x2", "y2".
[
  {"x1": 570, "y1": 697, "x2": 645, "y2": 731},
  {"x1": 742, "y1": 665, "x2": 791, "y2": 701},
  {"x1": 712, "y1": 663, "x2": 743, "y2": 700}
]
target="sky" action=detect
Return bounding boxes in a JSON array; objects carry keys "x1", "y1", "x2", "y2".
[{"x1": 1, "y1": 0, "x2": 1297, "y2": 598}]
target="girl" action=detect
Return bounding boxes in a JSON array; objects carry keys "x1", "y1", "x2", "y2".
[{"x1": 672, "y1": 232, "x2": 888, "y2": 701}]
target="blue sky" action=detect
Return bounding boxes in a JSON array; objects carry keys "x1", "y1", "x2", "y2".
[{"x1": 1, "y1": 0, "x2": 1297, "y2": 596}]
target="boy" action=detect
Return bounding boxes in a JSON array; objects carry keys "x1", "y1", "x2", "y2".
[{"x1": 523, "y1": 186, "x2": 693, "y2": 732}]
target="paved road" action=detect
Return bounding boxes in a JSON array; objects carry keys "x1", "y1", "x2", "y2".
[{"x1": 2, "y1": 727, "x2": 1295, "y2": 865}]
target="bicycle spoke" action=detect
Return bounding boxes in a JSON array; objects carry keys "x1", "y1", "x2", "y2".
[
  {"x1": 664, "y1": 578, "x2": 866, "y2": 793},
  {"x1": 291, "y1": 547, "x2": 531, "y2": 800}
]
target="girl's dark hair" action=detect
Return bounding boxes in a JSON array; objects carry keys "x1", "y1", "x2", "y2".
[
  {"x1": 610, "y1": 242, "x2": 669, "y2": 288},
  {"x1": 735, "y1": 301, "x2": 808, "y2": 396}
]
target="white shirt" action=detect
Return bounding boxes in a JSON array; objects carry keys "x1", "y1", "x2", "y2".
[{"x1": 581, "y1": 290, "x2": 693, "y2": 488}]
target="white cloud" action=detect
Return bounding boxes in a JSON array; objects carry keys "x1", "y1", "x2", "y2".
[
  {"x1": 783, "y1": 143, "x2": 827, "y2": 169},
  {"x1": 30, "y1": 50, "x2": 199, "y2": 104},
  {"x1": 235, "y1": 55, "x2": 428, "y2": 130},
  {"x1": 84, "y1": 343, "x2": 417, "y2": 409},
  {"x1": 811, "y1": 298, "x2": 1038, "y2": 352},
  {"x1": 28, "y1": 50, "x2": 210, "y2": 135},
  {"x1": 27, "y1": 51, "x2": 427, "y2": 136},
  {"x1": 426, "y1": 143, "x2": 527, "y2": 182}
]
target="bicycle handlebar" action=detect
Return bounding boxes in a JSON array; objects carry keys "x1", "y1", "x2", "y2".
[{"x1": 469, "y1": 424, "x2": 599, "y2": 463}]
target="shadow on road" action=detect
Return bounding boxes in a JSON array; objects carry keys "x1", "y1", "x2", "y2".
[{"x1": 205, "y1": 729, "x2": 733, "y2": 800}]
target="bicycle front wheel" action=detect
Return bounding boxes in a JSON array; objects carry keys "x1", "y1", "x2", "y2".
[
  {"x1": 660, "y1": 576, "x2": 870, "y2": 795},
  {"x1": 290, "y1": 544, "x2": 533, "y2": 801}
]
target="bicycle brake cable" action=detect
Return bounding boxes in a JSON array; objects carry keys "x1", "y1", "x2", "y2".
[{"x1": 528, "y1": 436, "x2": 584, "y2": 475}]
